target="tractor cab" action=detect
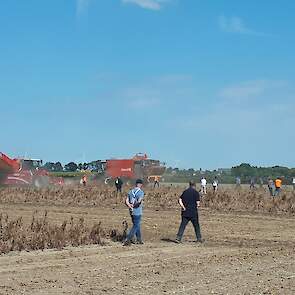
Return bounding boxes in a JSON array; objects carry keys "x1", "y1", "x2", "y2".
[{"x1": 21, "y1": 159, "x2": 43, "y2": 171}]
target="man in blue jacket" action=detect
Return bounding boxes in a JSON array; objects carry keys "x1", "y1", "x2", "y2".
[
  {"x1": 123, "y1": 179, "x2": 145, "y2": 246},
  {"x1": 176, "y1": 181, "x2": 203, "y2": 243}
]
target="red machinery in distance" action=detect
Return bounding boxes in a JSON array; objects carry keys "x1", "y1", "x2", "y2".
[
  {"x1": 0, "y1": 152, "x2": 62, "y2": 187},
  {"x1": 105, "y1": 153, "x2": 166, "y2": 184},
  {"x1": 1, "y1": 151, "x2": 165, "y2": 186}
]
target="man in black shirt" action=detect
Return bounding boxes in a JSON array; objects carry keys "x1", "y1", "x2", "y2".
[
  {"x1": 115, "y1": 177, "x2": 123, "y2": 193},
  {"x1": 176, "y1": 181, "x2": 202, "y2": 243}
]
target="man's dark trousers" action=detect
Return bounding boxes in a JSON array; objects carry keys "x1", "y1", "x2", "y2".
[{"x1": 176, "y1": 214, "x2": 202, "y2": 241}]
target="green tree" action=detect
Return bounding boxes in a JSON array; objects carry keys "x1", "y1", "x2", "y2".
[
  {"x1": 43, "y1": 162, "x2": 55, "y2": 171},
  {"x1": 64, "y1": 162, "x2": 78, "y2": 172},
  {"x1": 53, "y1": 162, "x2": 63, "y2": 172}
]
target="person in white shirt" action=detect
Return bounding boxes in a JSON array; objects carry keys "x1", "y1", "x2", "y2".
[
  {"x1": 201, "y1": 177, "x2": 207, "y2": 195},
  {"x1": 293, "y1": 177, "x2": 295, "y2": 191}
]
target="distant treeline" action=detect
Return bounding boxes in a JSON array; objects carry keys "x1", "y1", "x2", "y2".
[
  {"x1": 163, "y1": 164, "x2": 295, "y2": 184},
  {"x1": 43, "y1": 161, "x2": 295, "y2": 184}
]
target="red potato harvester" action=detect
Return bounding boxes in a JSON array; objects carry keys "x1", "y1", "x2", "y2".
[
  {"x1": 0, "y1": 152, "x2": 63, "y2": 187},
  {"x1": 104, "y1": 153, "x2": 166, "y2": 184}
]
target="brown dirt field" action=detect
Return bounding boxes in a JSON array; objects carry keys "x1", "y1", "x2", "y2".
[{"x1": 0, "y1": 201, "x2": 295, "y2": 295}]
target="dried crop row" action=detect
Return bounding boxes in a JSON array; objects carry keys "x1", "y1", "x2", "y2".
[
  {"x1": 0, "y1": 211, "x2": 127, "y2": 254},
  {"x1": 0, "y1": 186, "x2": 294, "y2": 215},
  {"x1": 0, "y1": 186, "x2": 183, "y2": 208},
  {"x1": 202, "y1": 189, "x2": 295, "y2": 215}
]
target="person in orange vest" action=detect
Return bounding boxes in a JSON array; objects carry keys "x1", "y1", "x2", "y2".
[
  {"x1": 274, "y1": 177, "x2": 282, "y2": 196},
  {"x1": 81, "y1": 175, "x2": 87, "y2": 187}
]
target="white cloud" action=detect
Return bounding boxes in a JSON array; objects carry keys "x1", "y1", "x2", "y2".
[
  {"x1": 121, "y1": 0, "x2": 169, "y2": 11},
  {"x1": 128, "y1": 97, "x2": 160, "y2": 108},
  {"x1": 169, "y1": 79, "x2": 295, "y2": 168},
  {"x1": 76, "y1": 0, "x2": 169, "y2": 16},
  {"x1": 219, "y1": 15, "x2": 266, "y2": 36},
  {"x1": 110, "y1": 73, "x2": 193, "y2": 109},
  {"x1": 122, "y1": 86, "x2": 161, "y2": 108},
  {"x1": 174, "y1": 78, "x2": 292, "y2": 134},
  {"x1": 220, "y1": 79, "x2": 287, "y2": 101},
  {"x1": 76, "y1": 0, "x2": 90, "y2": 17},
  {"x1": 156, "y1": 74, "x2": 193, "y2": 84}
]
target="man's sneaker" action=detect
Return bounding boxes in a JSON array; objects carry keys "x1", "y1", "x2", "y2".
[
  {"x1": 137, "y1": 240, "x2": 144, "y2": 245},
  {"x1": 175, "y1": 238, "x2": 182, "y2": 244},
  {"x1": 123, "y1": 240, "x2": 131, "y2": 246},
  {"x1": 195, "y1": 239, "x2": 204, "y2": 244}
]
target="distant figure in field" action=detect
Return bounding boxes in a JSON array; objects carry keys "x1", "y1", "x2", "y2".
[
  {"x1": 81, "y1": 175, "x2": 87, "y2": 187},
  {"x1": 236, "y1": 177, "x2": 241, "y2": 189},
  {"x1": 259, "y1": 177, "x2": 264, "y2": 188},
  {"x1": 175, "y1": 181, "x2": 202, "y2": 243},
  {"x1": 212, "y1": 177, "x2": 219, "y2": 193},
  {"x1": 274, "y1": 177, "x2": 282, "y2": 196},
  {"x1": 267, "y1": 178, "x2": 275, "y2": 196},
  {"x1": 115, "y1": 177, "x2": 123, "y2": 193},
  {"x1": 200, "y1": 177, "x2": 207, "y2": 195},
  {"x1": 292, "y1": 177, "x2": 295, "y2": 191},
  {"x1": 153, "y1": 176, "x2": 160, "y2": 188},
  {"x1": 250, "y1": 177, "x2": 256, "y2": 190}
]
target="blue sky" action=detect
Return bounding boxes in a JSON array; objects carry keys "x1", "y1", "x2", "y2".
[{"x1": 1, "y1": 0, "x2": 294, "y2": 169}]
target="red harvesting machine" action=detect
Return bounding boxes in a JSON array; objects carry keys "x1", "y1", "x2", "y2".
[
  {"x1": 104, "y1": 153, "x2": 166, "y2": 184},
  {"x1": 0, "y1": 152, "x2": 63, "y2": 187}
]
